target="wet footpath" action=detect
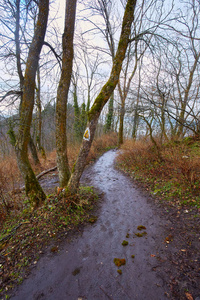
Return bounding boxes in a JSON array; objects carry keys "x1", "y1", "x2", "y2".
[{"x1": 11, "y1": 150, "x2": 171, "y2": 300}]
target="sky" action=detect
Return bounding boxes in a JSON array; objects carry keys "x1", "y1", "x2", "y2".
[
  {"x1": 0, "y1": 0, "x2": 109, "y2": 116},
  {"x1": 1, "y1": 0, "x2": 196, "y2": 118}
]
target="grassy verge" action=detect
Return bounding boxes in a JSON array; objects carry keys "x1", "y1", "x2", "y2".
[
  {"x1": 116, "y1": 136, "x2": 200, "y2": 299},
  {"x1": 116, "y1": 136, "x2": 200, "y2": 209}
]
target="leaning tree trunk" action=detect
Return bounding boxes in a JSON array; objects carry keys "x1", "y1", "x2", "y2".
[
  {"x1": 56, "y1": 0, "x2": 77, "y2": 187},
  {"x1": 15, "y1": 0, "x2": 49, "y2": 206},
  {"x1": 68, "y1": 0, "x2": 137, "y2": 194}
]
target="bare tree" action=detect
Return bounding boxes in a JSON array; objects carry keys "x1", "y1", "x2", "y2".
[
  {"x1": 56, "y1": 0, "x2": 78, "y2": 188},
  {"x1": 15, "y1": 0, "x2": 49, "y2": 205},
  {"x1": 68, "y1": 0, "x2": 137, "y2": 193}
]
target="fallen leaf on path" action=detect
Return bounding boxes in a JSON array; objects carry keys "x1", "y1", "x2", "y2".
[
  {"x1": 185, "y1": 292, "x2": 193, "y2": 300},
  {"x1": 151, "y1": 254, "x2": 156, "y2": 257},
  {"x1": 165, "y1": 234, "x2": 173, "y2": 243}
]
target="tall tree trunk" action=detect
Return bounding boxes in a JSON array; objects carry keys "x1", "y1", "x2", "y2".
[
  {"x1": 56, "y1": 0, "x2": 77, "y2": 187},
  {"x1": 86, "y1": 90, "x2": 90, "y2": 113},
  {"x1": 132, "y1": 62, "x2": 141, "y2": 139},
  {"x1": 104, "y1": 93, "x2": 114, "y2": 133},
  {"x1": 118, "y1": 102, "x2": 125, "y2": 147},
  {"x1": 36, "y1": 66, "x2": 45, "y2": 158},
  {"x1": 29, "y1": 136, "x2": 40, "y2": 165},
  {"x1": 132, "y1": 106, "x2": 139, "y2": 139},
  {"x1": 15, "y1": 0, "x2": 24, "y2": 95},
  {"x1": 15, "y1": 0, "x2": 49, "y2": 206},
  {"x1": 68, "y1": 0, "x2": 137, "y2": 194},
  {"x1": 16, "y1": 0, "x2": 41, "y2": 164}
]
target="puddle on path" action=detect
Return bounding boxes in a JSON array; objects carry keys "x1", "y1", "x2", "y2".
[{"x1": 11, "y1": 150, "x2": 170, "y2": 300}]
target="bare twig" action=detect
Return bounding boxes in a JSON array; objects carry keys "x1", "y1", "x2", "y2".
[
  {"x1": 36, "y1": 166, "x2": 57, "y2": 180},
  {"x1": 0, "y1": 221, "x2": 30, "y2": 243}
]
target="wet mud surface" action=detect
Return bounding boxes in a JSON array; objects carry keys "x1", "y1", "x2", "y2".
[{"x1": 11, "y1": 150, "x2": 175, "y2": 300}]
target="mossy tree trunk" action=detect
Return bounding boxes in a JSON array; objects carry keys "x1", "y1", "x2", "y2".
[
  {"x1": 118, "y1": 102, "x2": 125, "y2": 146},
  {"x1": 56, "y1": 0, "x2": 77, "y2": 187},
  {"x1": 35, "y1": 66, "x2": 46, "y2": 158},
  {"x1": 68, "y1": 0, "x2": 137, "y2": 194},
  {"x1": 15, "y1": 0, "x2": 41, "y2": 165},
  {"x1": 29, "y1": 136, "x2": 40, "y2": 165},
  {"x1": 15, "y1": 0, "x2": 49, "y2": 206}
]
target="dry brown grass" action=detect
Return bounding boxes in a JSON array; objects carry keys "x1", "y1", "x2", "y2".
[
  {"x1": 117, "y1": 136, "x2": 200, "y2": 207},
  {"x1": 88, "y1": 132, "x2": 118, "y2": 162},
  {"x1": 0, "y1": 153, "x2": 21, "y2": 190},
  {"x1": 30, "y1": 142, "x2": 81, "y2": 174},
  {"x1": 0, "y1": 154, "x2": 22, "y2": 226},
  {"x1": 0, "y1": 133, "x2": 118, "y2": 223}
]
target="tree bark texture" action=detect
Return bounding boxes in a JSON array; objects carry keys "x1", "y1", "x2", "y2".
[
  {"x1": 132, "y1": 104, "x2": 139, "y2": 139},
  {"x1": 29, "y1": 136, "x2": 40, "y2": 165},
  {"x1": 118, "y1": 104, "x2": 125, "y2": 146},
  {"x1": 104, "y1": 93, "x2": 114, "y2": 133},
  {"x1": 68, "y1": 0, "x2": 137, "y2": 193},
  {"x1": 15, "y1": 0, "x2": 49, "y2": 206},
  {"x1": 56, "y1": 0, "x2": 77, "y2": 187},
  {"x1": 36, "y1": 67, "x2": 41, "y2": 149}
]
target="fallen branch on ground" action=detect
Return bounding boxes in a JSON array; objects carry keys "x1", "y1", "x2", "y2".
[
  {"x1": 0, "y1": 221, "x2": 30, "y2": 243},
  {"x1": 36, "y1": 166, "x2": 57, "y2": 180},
  {"x1": 19, "y1": 166, "x2": 57, "y2": 191}
]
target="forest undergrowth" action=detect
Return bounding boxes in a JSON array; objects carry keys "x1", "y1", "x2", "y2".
[
  {"x1": 116, "y1": 135, "x2": 200, "y2": 300},
  {"x1": 116, "y1": 135, "x2": 200, "y2": 209},
  {"x1": 0, "y1": 133, "x2": 117, "y2": 298}
]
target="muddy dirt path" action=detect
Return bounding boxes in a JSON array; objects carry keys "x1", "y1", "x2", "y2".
[{"x1": 11, "y1": 150, "x2": 172, "y2": 300}]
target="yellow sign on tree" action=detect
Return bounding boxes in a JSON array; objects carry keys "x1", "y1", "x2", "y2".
[{"x1": 83, "y1": 127, "x2": 90, "y2": 141}]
